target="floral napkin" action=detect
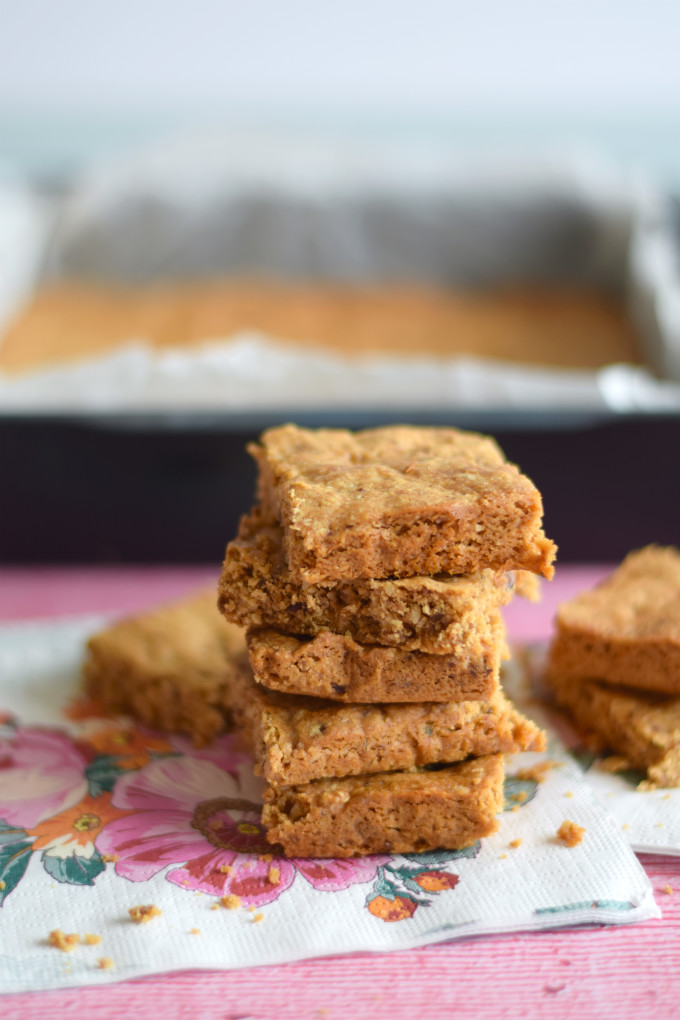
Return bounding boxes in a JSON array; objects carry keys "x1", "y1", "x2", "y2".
[
  {"x1": 527, "y1": 645, "x2": 680, "y2": 856},
  {"x1": 0, "y1": 616, "x2": 658, "y2": 994}
]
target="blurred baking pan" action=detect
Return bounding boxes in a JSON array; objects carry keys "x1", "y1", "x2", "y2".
[{"x1": 1, "y1": 136, "x2": 679, "y2": 562}]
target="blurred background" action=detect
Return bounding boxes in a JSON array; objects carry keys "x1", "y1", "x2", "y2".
[{"x1": 1, "y1": 0, "x2": 679, "y2": 564}]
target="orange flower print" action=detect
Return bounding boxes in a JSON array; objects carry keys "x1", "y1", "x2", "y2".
[
  {"x1": 414, "y1": 870, "x2": 460, "y2": 892},
  {"x1": 366, "y1": 854, "x2": 470, "y2": 921},
  {"x1": 30, "y1": 792, "x2": 128, "y2": 865},
  {"x1": 368, "y1": 895, "x2": 418, "y2": 922},
  {"x1": 81, "y1": 722, "x2": 174, "y2": 771}
]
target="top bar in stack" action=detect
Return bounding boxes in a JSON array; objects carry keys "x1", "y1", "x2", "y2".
[{"x1": 250, "y1": 424, "x2": 556, "y2": 582}]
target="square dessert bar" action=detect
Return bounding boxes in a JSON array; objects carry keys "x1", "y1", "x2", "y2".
[
  {"x1": 225, "y1": 665, "x2": 545, "y2": 786},
  {"x1": 246, "y1": 622, "x2": 505, "y2": 703},
  {"x1": 262, "y1": 753, "x2": 504, "y2": 857},
  {"x1": 84, "y1": 589, "x2": 246, "y2": 745},
  {"x1": 545, "y1": 671, "x2": 680, "y2": 790},
  {"x1": 250, "y1": 424, "x2": 556, "y2": 582},
  {"x1": 548, "y1": 546, "x2": 680, "y2": 695},
  {"x1": 218, "y1": 508, "x2": 537, "y2": 654}
]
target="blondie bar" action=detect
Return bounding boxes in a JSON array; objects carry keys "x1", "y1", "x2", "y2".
[
  {"x1": 246, "y1": 623, "x2": 504, "y2": 703},
  {"x1": 545, "y1": 671, "x2": 680, "y2": 789},
  {"x1": 250, "y1": 424, "x2": 556, "y2": 582},
  {"x1": 226, "y1": 666, "x2": 545, "y2": 786},
  {"x1": 218, "y1": 508, "x2": 534, "y2": 653},
  {"x1": 262, "y1": 754, "x2": 504, "y2": 857},
  {"x1": 549, "y1": 546, "x2": 680, "y2": 695},
  {"x1": 84, "y1": 589, "x2": 246, "y2": 745}
]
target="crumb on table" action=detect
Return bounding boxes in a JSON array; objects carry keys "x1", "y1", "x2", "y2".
[
  {"x1": 97, "y1": 957, "x2": 115, "y2": 970},
  {"x1": 189, "y1": 927, "x2": 201, "y2": 935},
  {"x1": 48, "y1": 929, "x2": 80, "y2": 952},
  {"x1": 220, "y1": 893, "x2": 241, "y2": 910},
  {"x1": 267, "y1": 866, "x2": 281, "y2": 885},
  {"x1": 516, "y1": 761, "x2": 560, "y2": 783},
  {"x1": 128, "y1": 904, "x2": 162, "y2": 924},
  {"x1": 663, "y1": 885, "x2": 674, "y2": 896},
  {"x1": 101, "y1": 853, "x2": 119, "y2": 863},
  {"x1": 0, "y1": 880, "x2": 5, "y2": 891},
  {"x1": 253, "y1": 912, "x2": 264, "y2": 923},
  {"x1": 82, "y1": 933, "x2": 102, "y2": 946},
  {"x1": 556, "y1": 820, "x2": 585, "y2": 847},
  {"x1": 509, "y1": 838, "x2": 522, "y2": 848},
  {"x1": 219, "y1": 864, "x2": 233, "y2": 875}
]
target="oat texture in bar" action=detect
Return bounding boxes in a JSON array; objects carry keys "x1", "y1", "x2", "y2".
[
  {"x1": 84, "y1": 589, "x2": 246, "y2": 745},
  {"x1": 549, "y1": 546, "x2": 680, "y2": 695},
  {"x1": 249, "y1": 424, "x2": 556, "y2": 582},
  {"x1": 246, "y1": 622, "x2": 505, "y2": 703},
  {"x1": 262, "y1": 753, "x2": 504, "y2": 857},
  {"x1": 226, "y1": 666, "x2": 545, "y2": 786}
]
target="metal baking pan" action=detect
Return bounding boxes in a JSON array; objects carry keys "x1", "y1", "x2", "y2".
[{"x1": 1, "y1": 138, "x2": 679, "y2": 563}]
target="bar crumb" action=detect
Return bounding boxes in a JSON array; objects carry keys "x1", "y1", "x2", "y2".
[
  {"x1": 189, "y1": 927, "x2": 201, "y2": 935},
  {"x1": 97, "y1": 957, "x2": 115, "y2": 970},
  {"x1": 0, "y1": 880, "x2": 5, "y2": 890},
  {"x1": 128, "y1": 904, "x2": 162, "y2": 924},
  {"x1": 253, "y1": 912, "x2": 264, "y2": 923},
  {"x1": 220, "y1": 894, "x2": 241, "y2": 910},
  {"x1": 556, "y1": 820, "x2": 585, "y2": 847},
  {"x1": 101, "y1": 853, "x2": 119, "y2": 863},
  {"x1": 49, "y1": 929, "x2": 80, "y2": 952},
  {"x1": 509, "y1": 838, "x2": 522, "y2": 848},
  {"x1": 516, "y1": 761, "x2": 560, "y2": 783},
  {"x1": 663, "y1": 885, "x2": 674, "y2": 896},
  {"x1": 219, "y1": 864, "x2": 233, "y2": 875},
  {"x1": 267, "y1": 866, "x2": 281, "y2": 886},
  {"x1": 82, "y1": 933, "x2": 102, "y2": 946}
]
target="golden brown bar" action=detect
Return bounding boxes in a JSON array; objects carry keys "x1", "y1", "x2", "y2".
[
  {"x1": 226, "y1": 665, "x2": 545, "y2": 786},
  {"x1": 545, "y1": 671, "x2": 680, "y2": 789},
  {"x1": 84, "y1": 589, "x2": 246, "y2": 745},
  {"x1": 246, "y1": 623, "x2": 505, "y2": 703},
  {"x1": 262, "y1": 754, "x2": 504, "y2": 857},
  {"x1": 549, "y1": 546, "x2": 680, "y2": 695},
  {"x1": 250, "y1": 424, "x2": 556, "y2": 582}
]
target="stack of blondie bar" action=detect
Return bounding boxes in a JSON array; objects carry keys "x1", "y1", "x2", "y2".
[
  {"x1": 218, "y1": 424, "x2": 555, "y2": 857},
  {"x1": 545, "y1": 545, "x2": 680, "y2": 790}
]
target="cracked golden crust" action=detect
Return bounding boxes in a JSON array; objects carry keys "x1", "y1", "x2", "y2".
[
  {"x1": 250, "y1": 424, "x2": 555, "y2": 582},
  {"x1": 246, "y1": 623, "x2": 504, "y2": 703},
  {"x1": 226, "y1": 666, "x2": 545, "y2": 786},
  {"x1": 84, "y1": 589, "x2": 246, "y2": 745},
  {"x1": 218, "y1": 508, "x2": 529, "y2": 653},
  {"x1": 549, "y1": 546, "x2": 680, "y2": 694},
  {"x1": 545, "y1": 671, "x2": 680, "y2": 789},
  {"x1": 262, "y1": 754, "x2": 504, "y2": 857}
]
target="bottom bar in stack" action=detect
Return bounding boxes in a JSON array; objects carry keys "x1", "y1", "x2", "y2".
[{"x1": 262, "y1": 754, "x2": 505, "y2": 857}]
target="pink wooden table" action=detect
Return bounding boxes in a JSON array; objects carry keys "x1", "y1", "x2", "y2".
[{"x1": 1, "y1": 565, "x2": 678, "y2": 1020}]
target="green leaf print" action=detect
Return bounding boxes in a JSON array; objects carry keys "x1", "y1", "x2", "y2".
[
  {"x1": 0, "y1": 819, "x2": 33, "y2": 906},
  {"x1": 503, "y1": 776, "x2": 538, "y2": 811},
  {"x1": 42, "y1": 849, "x2": 106, "y2": 886}
]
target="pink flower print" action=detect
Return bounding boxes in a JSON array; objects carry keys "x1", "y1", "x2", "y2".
[
  {"x1": 0, "y1": 728, "x2": 88, "y2": 828},
  {"x1": 97, "y1": 744, "x2": 387, "y2": 907}
]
